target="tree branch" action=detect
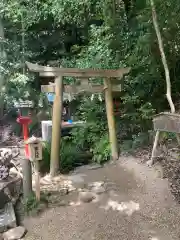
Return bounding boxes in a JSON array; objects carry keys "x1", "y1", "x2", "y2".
[{"x1": 150, "y1": 0, "x2": 175, "y2": 113}]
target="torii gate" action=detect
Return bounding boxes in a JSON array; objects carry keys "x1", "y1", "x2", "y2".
[{"x1": 26, "y1": 62, "x2": 130, "y2": 176}]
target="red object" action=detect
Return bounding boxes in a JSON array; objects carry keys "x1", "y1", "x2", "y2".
[
  {"x1": 113, "y1": 100, "x2": 122, "y2": 116},
  {"x1": 17, "y1": 116, "x2": 32, "y2": 158}
]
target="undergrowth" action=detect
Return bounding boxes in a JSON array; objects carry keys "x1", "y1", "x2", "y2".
[
  {"x1": 23, "y1": 192, "x2": 48, "y2": 216},
  {"x1": 41, "y1": 96, "x2": 111, "y2": 173}
]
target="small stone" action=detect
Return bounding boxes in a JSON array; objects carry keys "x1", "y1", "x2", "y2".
[
  {"x1": 68, "y1": 186, "x2": 76, "y2": 192},
  {"x1": 57, "y1": 200, "x2": 67, "y2": 207},
  {"x1": 52, "y1": 175, "x2": 62, "y2": 182},
  {"x1": 59, "y1": 187, "x2": 68, "y2": 195},
  {"x1": 88, "y1": 181, "x2": 104, "y2": 188},
  {"x1": 87, "y1": 164, "x2": 102, "y2": 170},
  {"x1": 3, "y1": 226, "x2": 26, "y2": 240},
  {"x1": 79, "y1": 191, "x2": 96, "y2": 203},
  {"x1": 91, "y1": 186, "x2": 106, "y2": 195},
  {"x1": 78, "y1": 188, "x2": 88, "y2": 192}
]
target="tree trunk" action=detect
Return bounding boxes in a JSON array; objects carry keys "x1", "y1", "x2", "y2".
[
  {"x1": 0, "y1": 18, "x2": 6, "y2": 119},
  {"x1": 149, "y1": 0, "x2": 180, "y2": 165}
]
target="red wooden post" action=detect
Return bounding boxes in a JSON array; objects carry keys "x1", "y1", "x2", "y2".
[
  {"x1": 17, "y1": 116, "x2": 33, "y2": 199},
  {"x1": 17, "y1": 116, "x2": 32, "y2": 157}
]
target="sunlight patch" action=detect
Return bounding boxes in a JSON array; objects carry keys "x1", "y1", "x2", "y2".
[{"x1": 101, "y1": 199, "x2": 140, "y2": 216}]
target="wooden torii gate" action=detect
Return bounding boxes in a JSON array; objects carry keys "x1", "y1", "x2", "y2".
[{"x1": 26, "y1": 62, "x2": 130, "y2": 176}]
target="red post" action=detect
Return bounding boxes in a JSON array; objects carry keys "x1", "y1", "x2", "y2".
[
  {"x1": 17, "y1": 116, "x2": 32, "y2": 157},
  {"x1": 17, "y1": 116, "x2": 33, "y2": 199}
]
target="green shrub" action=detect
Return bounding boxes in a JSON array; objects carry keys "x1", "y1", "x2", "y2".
[
  {"x1": 60, "y1": 138, "x2": 88, "y2": 173},
  {"x1": 42, "y1": 137, "x2": 91, "y2": 173},
  {"x1": 23, "y1": 192, "x2": 48, "y2": 216},
  {"x1": 41, "y1": 96, "x2": 112, "y2": 172},
  {"x1": 91, "y1": 133, "x2": 111, "y2": 164}
]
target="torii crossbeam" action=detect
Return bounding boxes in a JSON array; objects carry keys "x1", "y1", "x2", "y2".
[{"x1": 26, "y1": 61, "x2": 130, "y2": 177}]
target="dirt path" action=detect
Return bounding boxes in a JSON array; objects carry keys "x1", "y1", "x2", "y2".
[{"x1": 23, "y1": 156, "x2": 180, "y2": 240}]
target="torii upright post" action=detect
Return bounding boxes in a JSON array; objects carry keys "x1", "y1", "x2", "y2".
[
  {"x1": 104, "y1": 78, "x2": 118, "y2": 160},
  {"x1": 50, "y1": 76, "x2": 63, "y2": 177}
]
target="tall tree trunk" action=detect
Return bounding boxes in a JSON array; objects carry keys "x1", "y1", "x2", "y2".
[
  {"x1": 0, "y1": 18, "x2": 6, "y2": 119},
  {"x1": 150, "y1": 0, "x2": 175, "y2": 113},
  {"x1": 0, "y1": 17, "x2": 6, "y2": 86},
  {"x1": 149, "y1": 0, "x2": 180, "y2": 165}
]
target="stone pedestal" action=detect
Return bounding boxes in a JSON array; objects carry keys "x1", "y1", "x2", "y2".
[{"x1": 41, "y1": 120, "x2": 85, "y2": 142}]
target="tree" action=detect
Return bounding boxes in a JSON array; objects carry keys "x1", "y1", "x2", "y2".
[
  {"x1": 1, "y1": 0, "x2": 180, "y2": 147},
  {"x1": 149, "y1": 0, "x2": 180, "y2": 165},
  {"x1": 0, "y1": 17, "x2": 7, "y2": 118}
]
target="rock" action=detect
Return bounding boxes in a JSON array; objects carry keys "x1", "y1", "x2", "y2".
[
  {"x1": 68, "y1": 174, "x2": 86, "y2": 183},
  {"x1": 154, "y1": 163, "x2": 164, "y2": 179},
  {"x1": 0, "y1": 148, "x2": 13, "y2": 166},
  {"x1": 58, "y1": 187, "x2": 68, "y2": 195},
  {"x1": 0, "y1": 202, "x2": 16, "y2": 233},
  {"x1": 88, "y1": 181, "x2": 104, "y2": 188},
  {"x1": 79, "y1": 191, "x2": 96, "y2": 203},
  {"x1": 87, "y1": 164, "x2": 102, "y2": 170},
  {"x1": 49, "y1": 199, "x2": 67, "y2": 207},
  {"x1": 68, "y1": 185, "x2": 76, "y2": 192},
  {"x1": 3, "y1": 226, "x2": 26, "y2": 240},
  {"x1": 91, "y1": 186, "x2": 106, "y2": 195},
  {"x1": 88, "y1": 182, "x2": 106, "y2": 194},
  {"x1": 68, "y1": 174, "x2": 86, "y2": 189},
  {"x1": 104, "y1": 182, "x2": 118, "y2": 192},
  {"x1": 0, "y1": 176, "x2": 22, "y2": 208},
  {"x1": 0, "y1": 165, "x2": 10, "y2": 181},
  {"x1": 0, "y1": 192, "x2": 10, "y2": 209}
]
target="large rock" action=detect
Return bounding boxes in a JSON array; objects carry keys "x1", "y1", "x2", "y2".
[
  {"x1": 0, "y1": 191, "x2": 10, "y2": 210},
  {"x1": 79, "y1": 191, "x2": 96, "y2": 203},
  {"x1": 0, "y1": 176, "x2": 22, "y2": 208},
  {"x1": 0, "y1": 202, "x2": 16, "y2": 233},
  {"x1": 3, "y1": 226, "x2": 26, "y2": 240}
]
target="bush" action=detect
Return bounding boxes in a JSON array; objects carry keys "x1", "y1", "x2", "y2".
[
  {"x1": 41, "y1": 96, "x2": 113, "y2": 173},
  {"x1": 91, "y1": 133, "x2": 111, "y2": 164},
  {"x1": 60, "y1": 138, "x2": 90, "y2": 173},
  {"x1": 41, "y1": 136, "x2": 91, "y2": 174}
]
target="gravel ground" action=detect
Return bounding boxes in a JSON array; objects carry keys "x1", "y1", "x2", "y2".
[{"x1": 23, "y1": 156, "x2": 180, "y2": 240}]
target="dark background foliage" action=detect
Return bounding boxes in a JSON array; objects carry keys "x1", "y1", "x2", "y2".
[{"x1": 1, "y1": 0, "x2": 180, "y2": 168}]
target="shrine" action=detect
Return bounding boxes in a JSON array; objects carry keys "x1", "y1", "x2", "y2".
[{"x1": 26, "y1": 62, "x2": 130, "y2": 176}]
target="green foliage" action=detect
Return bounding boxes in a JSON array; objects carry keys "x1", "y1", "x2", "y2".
[
  {"x1": 42, "y1": 137, "x2": 90, "y2": 173},
  {"x1": 121, "y1": 132, "x2": 152, "y2": 153},
  {"x1": 70, "y1": 96, "x2": 110, "y2": 164},
  {"x1": 60, "y1": 138, "x2": 88, "y2": 173},
  {"x1": 91, "y1": 133, "x2": 110, "y2": 164},
  {"x1": 3, "y1": 0, "x2": 180, "y2": 158},
  {"x1": 23, "y1": 193, "x2": 39, "y2": 214},
  {"x1": 23, "y1": 192, "x2": 48, "y2": 216},
  {"x1": 41, "y1": 96, "x2": 110, "y2": 171},
  {"x1": 70, "y1": 96, "x2": 107, "y2": 148}
]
